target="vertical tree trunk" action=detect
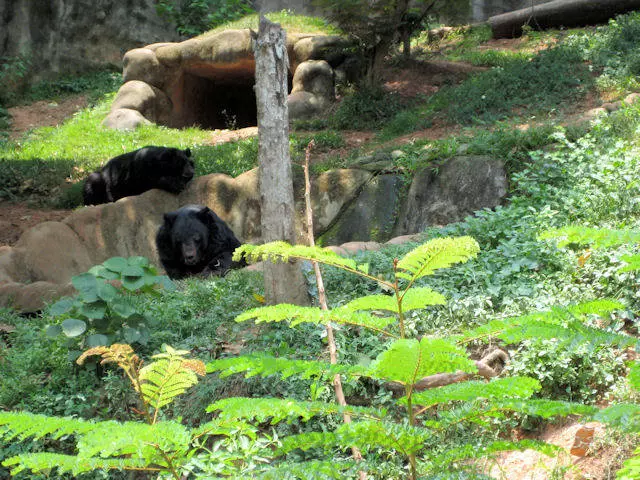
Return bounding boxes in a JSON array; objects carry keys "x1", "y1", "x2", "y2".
[{"x1": 254, "y1": 15, "x2": 309, "y2": 306}]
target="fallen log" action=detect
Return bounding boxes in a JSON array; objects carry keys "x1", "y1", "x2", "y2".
[{"x1": 489, "y1": 0, "x2": 640, "y2": 39}]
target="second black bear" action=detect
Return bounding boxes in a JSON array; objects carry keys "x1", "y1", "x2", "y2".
[
  {"x1": 83, "y1": 146, "x2": 195, "y2": 205},
  {"x1": 156, "y1": 204, "x2": 246, "y2": 280}
]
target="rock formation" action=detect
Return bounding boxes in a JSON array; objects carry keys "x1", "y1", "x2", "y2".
[
  {"x1": 104, "y1": 30, "x2": 358, "y2": 130},
  {"x1": 0, "y1": 157, "x2": 508, "y2": 312}
]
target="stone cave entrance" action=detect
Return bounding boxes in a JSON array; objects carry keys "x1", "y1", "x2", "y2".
[
  {"x1": 174, "y1": 67, "x2": 293, "y2": 130},
  {"x1": 179, "y1": 71, "x2": 256, "y2": 129}
]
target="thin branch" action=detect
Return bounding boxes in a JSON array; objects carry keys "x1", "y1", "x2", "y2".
[{"x1": 303, "y1": 140, "x2": 366, "y2": 480}]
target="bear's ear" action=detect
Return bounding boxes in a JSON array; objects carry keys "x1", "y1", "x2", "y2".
[
  {"x1": 184, "y1": 148, "x2": 192, "y2": 157},
  {"x1": 196, "y1": 206, "x2": 216, "y2": 226},
  {"x1": 163, "y1": 211, "x2": 179, "y2": 228}
]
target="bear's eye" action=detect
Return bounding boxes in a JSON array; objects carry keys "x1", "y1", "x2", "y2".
[{"x1": 193, "y1": 234, "x2": 201, "y2": 242}]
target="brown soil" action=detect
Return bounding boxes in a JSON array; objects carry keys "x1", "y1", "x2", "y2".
[
  {"x1": 0, "y1": 201, "x2": 74, "y2": 246},
  {"x1": 7, "y1": 95, "x2": 88, "y2": 140}
]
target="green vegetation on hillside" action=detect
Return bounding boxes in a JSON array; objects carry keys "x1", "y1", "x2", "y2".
[{"x1": 4, "y1": 11, "x2": 640, "y2": 477}]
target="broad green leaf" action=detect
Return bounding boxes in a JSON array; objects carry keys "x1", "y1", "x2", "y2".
[
  {"x1": 155, "y1": 275, "x2": 176, "y2": 291},
  {"x1": 88, "y1": 264, "x2": 119, "y2": 280},
  {"x1": 396, "y1": 236, "x2": 480, "y2": 281},
  {"x1": 122, "y1": 327, "x2": 142, "y2": 344},
  {"x1": 45, "y1": 324, "x2": 63, "y2": 338},
  {"x1": 48, "y1": 297, "x2": 75, "y2": 316},
  {"x1": 620, "y1": 254, "x2": 640, "y2": 272},
  {"x1": 369, "y1": 337, "x2": 476, "y2": 385},
  {"x1": 595, "y1": 404, "x2": 640, "y2": 431},
  {"x1": 122, "y1": 276, "x2": 146, "y2": 291},
  {"x1": 122, "y1": 265, "x2": 145, "y2": 277},
  {"x1": 85, "y1": 334, "x2": 109, "y2": 347},
  {"x1": 127, "y1": 256, "x2": 149, "y2": 267},
  {"x1": 78, "y1": 301, "x2": 107, "y2": 320},
  {"x1": 71, "y1": 273, "x2": 98, "y2": 302},
  {"x1": 111, "y1": 299, "x2": 135, "y2": 318},
  {"x1": 61, "y1": 319, "x2": 87, "y2": 338},
  {"x1": 96, "y1": 282, "x2": 118, "y2": 302},
  {"x1": 102, "y1": 257, "x2": 128, "y2": 273}
]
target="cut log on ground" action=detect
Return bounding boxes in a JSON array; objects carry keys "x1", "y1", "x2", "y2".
[{"x1": 489, "y1": 0, "x2": 640, "y2": 39}]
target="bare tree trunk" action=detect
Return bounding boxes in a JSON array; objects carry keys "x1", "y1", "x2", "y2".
[{"x1": 254, "y1": 15, "x2": 309, "y2": 306}]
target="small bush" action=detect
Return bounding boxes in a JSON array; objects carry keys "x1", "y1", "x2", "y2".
[{"x1": 329, "y1": 85, "x2": 405, "y2": 130}]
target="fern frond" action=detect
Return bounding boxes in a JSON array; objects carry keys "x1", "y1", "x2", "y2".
[
  {"x1": 396, "y1": 236, "x2": 480, "y2": 282},
  {"x1": 77, "y1": 344, "x2": 143, "y2": 372},
  {"x1": 1, "y1": 453, "x2": 149, "y2": 476},
  {"x1": 277, "y1": 420, "x2": 430, "y2": 456},
  {"x1": 540, "y1": 226, "x2": 640, "y2": 248},
  {"x1": 630, "y1": 361, "x2": 640, "y2": 391},
  {"x1": 253, "y1": 459, "x2": 357, "y2": 479},
  {"x1": 206, "y1": 355, "x2": 368, "y2": 380},
  {"x1": 620, "y1": 254, "x2": 640, "y2": 272},
  {"x1": 594, "y1": 404, "x2": 640, "y2": 432},
  {"x1": 339, "y1": 287, "x2": 446, "y2": 314},
  {"x1": 236, "y1": 304, "x2": 325, "y2": 326},
  {"x1": 616, "y1": 446, "x2": 640, "y2": 480},
  {"x1": 368, "y1": 337, "x2": 476, "y2": 385},
  {"x1": 236, "y1": 303, "x2": 396, "y2": 334},
  {"x1": 76, "y1": 420, "x2": 190, "y2": 460},
  {"x1": 235, "y1": 243, "x2": 363, "y2": 273},
  {"x1": 0, "y1": 411, "x2": 93, "y2": 441},
  {"x1": 207, "y1": 397, "x2": 384, "y2": 424},
  {"x1": 191, "y1": 418, "x2": 256, "y2": 441},
  {"x1": 429, "y1": 439, "x2": 560, "y2": 466},
  {"x1": 494, "y1": 399, "x2": 598, "y2": 418},
  {"x1": 463, "y1": 301, "x2": 634, "y2": 349},
  {"x1": 410, "y1": 377, "x2": 541, "y2": 408},
  {"x1": 139, "y1": 346, "x2": 205, "y2": 413}
]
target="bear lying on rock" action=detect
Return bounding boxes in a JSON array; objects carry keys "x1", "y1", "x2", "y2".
[
  {"x1": 156, "y1": 204, "x2": 246, "y2": 279},
  {"x1": 83, "y1": 146, "x2": 194, "y2": 205}
]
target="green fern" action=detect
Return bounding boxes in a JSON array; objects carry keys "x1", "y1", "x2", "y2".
[
  {"x1": 369, "y1": 337, "x2": 477, "y2": 385},
  {"x1": 139, "y1": 345, "x2": 205, "y2": 416},
  {"x1": 207, "y1": 354, "x2": 368, "y2": 380},
  {"x1": 410, "y1": 376, "x2": 541, "y2": 408},
  {"x1": 253, "y1": 459, "x2": 358, "y2": 479},
  {"x1": 616, "y1": 447, "x2": 640, "y2": 480},
  {"x1": 277, "y1": 420, "x2": 431, "y2": 456},
  {"x1": 395, "y1": 236, "x2": 480, "y2": 282},
  {"x1": 594, "y1": 404, "x2": 640, "y2": 431},
  {"x1": 630, "y1": 361, "x2": 640, "y2": 390},
  {"x1": 540, "y1": 225, "x2": 640, "y2": 248},
  {"x1": 236, "y1": 303, "x2": 397, "y2": 334},
  {"x1": 1, "y1": 453, "x2": 148, "y2": 476},
  {"x1": 0, "y1": 411, "x2": 94, "y2": 441},
  {"x1": 462, "y1": 301, "x2": 633, "y2": 349},
  {"x1": 207, "y1": 397, "x2": 384, "y2": 423},
  {"x1": 339, "y1": 287, "x2": 446, "y2": 314},
  {"x1": 428, "y1": 439, "x2": 560, "y2": 466}
]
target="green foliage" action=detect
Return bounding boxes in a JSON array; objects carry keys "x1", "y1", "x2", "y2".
[
  {"x1": 199, "y1": 10, "x2": 342, "y2": 36},
  {"x1": 329, "y1": 85, "x2": 406, "y2": 130},
  {"x1": 0, "y1": 54, "x2": 31, "y2": 105},
  {"x1": 156, "y1": 0, "x2": 254, "y2": 37},
  {"x1": 45, "y1": 256, "x2": 176, "y2": 357}
]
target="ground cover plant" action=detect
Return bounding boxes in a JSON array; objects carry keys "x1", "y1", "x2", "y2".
[{"x1": 4, "y1": 9, "x2": 640, "y2": 479}]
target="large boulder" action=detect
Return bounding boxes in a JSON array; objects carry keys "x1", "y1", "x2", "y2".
[{"x1": 394, "y1": 155, "x2": 509, "y2": 235}]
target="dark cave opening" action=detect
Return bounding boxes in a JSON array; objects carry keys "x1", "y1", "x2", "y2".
[{"x1": 180, "y1": 72, "x2": 258, "y2": 130}]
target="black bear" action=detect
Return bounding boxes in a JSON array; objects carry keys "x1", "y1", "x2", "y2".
[
  {"x1": 156, "y1": 204, "x2": 246, "y2": 279},
  {"x1": 83, "y1": 146, "x2": 195, "y2": 205}
]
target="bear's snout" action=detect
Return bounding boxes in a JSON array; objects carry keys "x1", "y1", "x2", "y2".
[{"x1": 182, "y1": 242, "x2": 199, "y2": 265}]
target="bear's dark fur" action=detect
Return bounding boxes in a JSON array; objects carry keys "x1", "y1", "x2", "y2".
[
  {"x1": 155, "y1": 204, "x2": 246, "y2": 279},
  {"x1": 83, "y1": 146, "x2": 195, "y2": 205}
]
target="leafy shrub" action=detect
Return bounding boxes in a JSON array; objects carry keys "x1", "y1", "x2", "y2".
[
  {"x1": 441, "y1": 43, "x2": 593, "y2": 124},
  {"x1": 506, "y1": 338, "x2": 626, "y2": 403},
  {"x1": 329, "y1": 85, "x2": 405, "y2": 130},
  {"x1": 45, "y1": 257, "x2": 175, "y2": 359}
]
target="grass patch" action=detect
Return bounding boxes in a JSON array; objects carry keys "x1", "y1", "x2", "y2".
[{"x1": 198, "y1": 10, "x2": 342, "y2": 36}]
